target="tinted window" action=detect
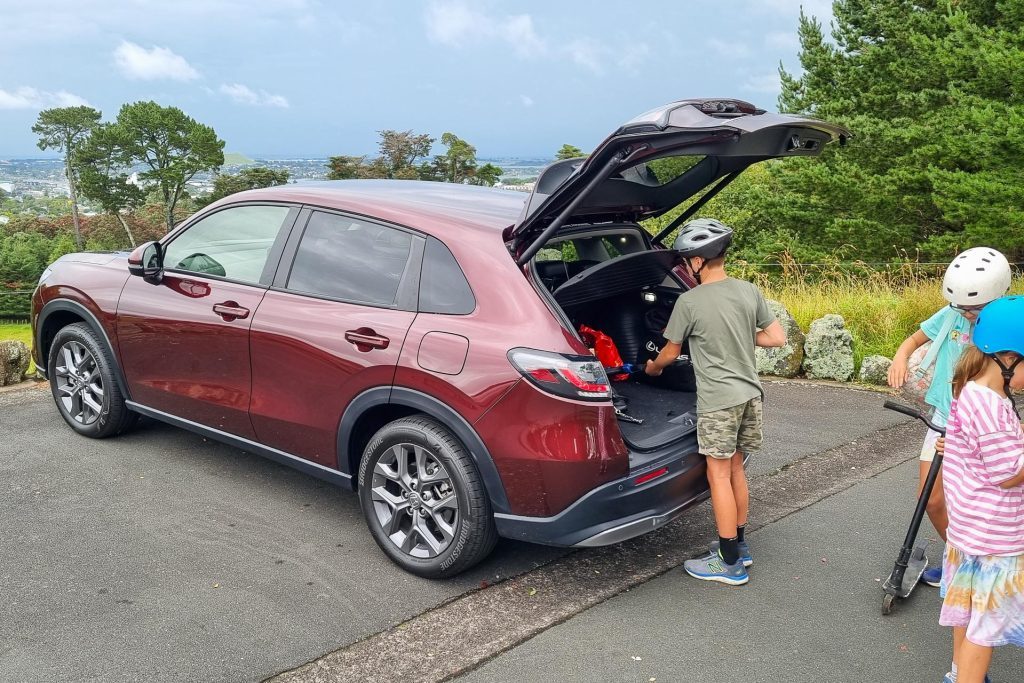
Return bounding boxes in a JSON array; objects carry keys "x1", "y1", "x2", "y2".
[
  {"x1": 164, "y1": 205, "x2": 290, "y2": 284},
  {"x1": 419, "y1": 237, "x2": 475, "y2": 315},
  {"x1": 288, "y1": 212, "x2": 413, "y2": 307}
]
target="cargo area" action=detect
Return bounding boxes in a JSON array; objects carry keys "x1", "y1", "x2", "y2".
[{"x1": 533, "y1": 241, "x2": 699, "y2": 454}]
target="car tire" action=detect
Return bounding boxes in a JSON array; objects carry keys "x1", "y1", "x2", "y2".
[
  {"x1": 47, "y1": 322, "x2": 137, "y2": 438},
  {"x1": 358, "y1": 415, "x2": 498, "y2": 578}
]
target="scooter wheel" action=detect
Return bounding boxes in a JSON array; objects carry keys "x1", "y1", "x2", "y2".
[{"x1": 882, "y1": 593, "x2": 896, "y2": 615}]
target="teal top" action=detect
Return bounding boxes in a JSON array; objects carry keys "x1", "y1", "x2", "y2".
[{"x1": 920, "y1": 306, "x2": 973, "y2": 426}]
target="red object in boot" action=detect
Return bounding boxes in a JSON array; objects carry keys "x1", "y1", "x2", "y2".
[{"x1": 579, "y1": 325, "x2": 628, "y2": 380}]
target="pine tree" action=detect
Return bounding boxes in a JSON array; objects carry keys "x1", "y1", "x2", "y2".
[{"x1": 766, "y1": 1, "x2": 1024, "y2": 262}]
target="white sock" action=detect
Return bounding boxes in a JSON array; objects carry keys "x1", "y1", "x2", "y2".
[{"x1": 949, "y1": 662, "x2": 958, "y2": 681}]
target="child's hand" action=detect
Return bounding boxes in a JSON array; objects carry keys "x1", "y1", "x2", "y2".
[
  {"x1": 645, "y1": 360, "x2": 663, "y2": 377},
  {"x1": 935, "y1": 437, "x2": 945, "y2": 455},
  {"x1": 887, "y1": 357, "x2": 909, "y2": 388}
]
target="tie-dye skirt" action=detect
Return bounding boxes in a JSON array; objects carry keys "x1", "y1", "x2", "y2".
[{"x1": 939, "y1": 544, "x2": 1024, "y2": 647}]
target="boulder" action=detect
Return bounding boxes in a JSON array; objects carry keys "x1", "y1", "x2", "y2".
[
  {"x1": 1, "y1": 340, "x2": 31, "y2": 386},
  {"x1": 858, "y1": 354, "x2": 892, "y2": 385},
  {"x1": 802, "y1": 314, "x2": 855, "y2": 381},
  {"x1": 755, "y1": 299, "x2": 805, "y2": 378}
]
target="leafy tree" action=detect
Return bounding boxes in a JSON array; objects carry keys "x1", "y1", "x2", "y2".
[
  {"x1": 555, "y1": 144, "x2": 586, "y2": 160},
  {"x1": 770, "y1": 2, "x2": 1024, "y2": 262},
  {"x1": 75, "y1": 123, "x2": 145, "y2": 247},
  {"x1": 470, "y1": 162, "x2": 503, "y2": 187},
  {"x1": 197, "y1": 167, "x2": 290, "y2": 207},
  {"x1": 327, "y1": 155, "x2": 372, "y2": 180},
  {"x1": 32, "y1": 106, "x2": 102, "y2": 250},
  {"x1": 326, "y1": 131, "x2": 434, "y2": 180},
  {"x1": 432, "y1": 132, "x2": 478, "y2": 184},
  {"x1": 378, "y1": 130, "x2": 434, "y2": 178},
  {"x1": 110, "y1": 101, "x2": 225, "y2": 233}
]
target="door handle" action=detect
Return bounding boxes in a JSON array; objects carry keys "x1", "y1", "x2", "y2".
[
  {"x1": 345, "y1": 328, "x2": 390, "y2": 351},
  {"x1": 212, "y1": 301, "x2": 250, "y2": 321}
]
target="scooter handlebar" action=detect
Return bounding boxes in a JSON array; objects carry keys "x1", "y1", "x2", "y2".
[{"x1": 883, "y1": 399, "x2": 947, "y2": 436}]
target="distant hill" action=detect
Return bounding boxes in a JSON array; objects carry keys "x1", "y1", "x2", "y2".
[{"x1": 223, "y1": 152, "x2": 255, "y2": 166}]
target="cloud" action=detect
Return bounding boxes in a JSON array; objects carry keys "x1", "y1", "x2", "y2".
[
  {"x1": 742, "y1": 72, "x2": 781, "y2": 94},
  {"x1": 113, "y1": 41, "x2": 200, "y2": 81},
  {"x1": 706, "y1": 38, "x2": 751, "y2": 59},
  {"x1": 565, "y1": 39, "x2": 603, "y2": 74},
  {"x1": 618, "y1": 43, "x2": 651, "y2": 71},
  {"x1": 219, "y1": 83, "x2": 289, "y2": 108},
  {"x1": 0, "y1": 86, "x2": 91, "y2": 110},
  {"x1": 424, "y1": 1, "x2": 545, "y2": 58},
  {"x1": 520, "y1": 94, "x2": 534, "y2": 107},
  {"x1": 765, "y1": 31, "x2": 800, "y2": 51}
]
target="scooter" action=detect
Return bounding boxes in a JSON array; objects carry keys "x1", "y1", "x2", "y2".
[{"x1": 880, "y1": 399, "x2": 947, "y2": 615}]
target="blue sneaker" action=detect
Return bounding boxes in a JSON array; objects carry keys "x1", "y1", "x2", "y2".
[
  {"x1": 921, "y1": 565, "x2": 942, "y2": 587},
  {"x1": 683, "y1": 551, "x2": 749, "y2": 585},
  {"x1": 942, "y1": 672, "x2": 992, "y2": 682},
  {"x1": 709, "y1": 540, "x2": 752, "y2": 567}
]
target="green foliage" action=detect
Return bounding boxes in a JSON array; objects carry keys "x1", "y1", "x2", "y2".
[
  {"x1": 769, "y1": 1, "x2": 1024, "y2": 262},
  {"x1": 110, "y1": 101, "x2": 225, "y2": 233},
  {"x1": 433, "y1": 132, "x2": 478, "y2": 184},
  {"x1": 328, "y1": 130, "x2": 501, "y2": 186},
  {"x1": 32, "y1": 106, "x2": 102, "y2": 250},
  {"x1": 555, "y1": 144, "x2": 586, "y2": 160},
  {"x1": 196, "y1": 167, "x2": 290, "y2": 208},
  {"x1": 75, "y1": 123, "x2": 146, "y2": 246},
  {"x1": 32, "y1": 106, "x2": 101, "y2": 155}
]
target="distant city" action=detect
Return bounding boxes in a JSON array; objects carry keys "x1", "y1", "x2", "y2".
[{"x1": 0, "y1": 156, "x2": 550, "y2": 212}]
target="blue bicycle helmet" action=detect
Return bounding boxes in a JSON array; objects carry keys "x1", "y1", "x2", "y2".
[
  {"x1": 973, "y1": 295, "x2": 1024, "y2": 410},
  {"x1": 973, "y1": 296, "x2": 1024, "y2": 355}
]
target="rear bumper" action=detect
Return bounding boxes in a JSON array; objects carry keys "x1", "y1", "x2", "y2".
[{"x1": 493, "y1": 447, "x2": 709, "y2": 547}]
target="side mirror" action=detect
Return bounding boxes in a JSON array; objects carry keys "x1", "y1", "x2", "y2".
[{"x1": 128, "y1": 241, "x2": 164, "y2": 284}]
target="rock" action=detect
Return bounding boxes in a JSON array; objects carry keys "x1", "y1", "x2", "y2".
[
  {"x1": 755, "y1": 299, "x2": 805, "y2": 377},
  {"x1": 858, "y1": 355, "x2": 892, "y2": 385},
  {"x1": 802, "y1": 314, "x2": 855, "y2": 381},
  {"x1": 0, "y1": 340, "x2": 31, "y2": 386}
]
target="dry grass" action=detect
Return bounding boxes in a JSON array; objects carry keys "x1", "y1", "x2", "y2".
[{"x1": 731, "y1": 263, "x2": 1024, "y2": 370}]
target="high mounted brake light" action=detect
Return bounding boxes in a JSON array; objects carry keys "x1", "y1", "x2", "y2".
[{"x1": 508, "y1": 348, "x2": 611, "y2": 401}]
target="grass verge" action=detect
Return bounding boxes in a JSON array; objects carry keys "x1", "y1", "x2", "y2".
[
  {"x1": 744, "y1": 270, "x2": 1024, "y2": 371},
  {"x1": 0, "y1": 322, "x2": 36, "y2": 375}
]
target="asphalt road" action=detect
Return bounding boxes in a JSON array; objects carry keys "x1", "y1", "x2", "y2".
[
  {"x1": 1, "y1": 379, "x2": 911, "y2": 682},
  {"x1": 458, "y1": 460, "x2": 1024, "y2": 683}
]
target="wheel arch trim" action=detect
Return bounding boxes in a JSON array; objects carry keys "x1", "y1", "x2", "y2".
[
  {"x1": 37, "y1": 299, "x2": 132, "y2": 401},
  {"x1": 337, "y1": 387, "x2": 510, "y2": 514}
]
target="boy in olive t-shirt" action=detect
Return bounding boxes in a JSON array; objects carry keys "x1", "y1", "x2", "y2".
[{"x1": 645, "y1": 219, "x2": 785, "y2": 586}]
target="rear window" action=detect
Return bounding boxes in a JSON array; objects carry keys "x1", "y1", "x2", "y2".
[
  {"x1": 287, "y1": 211, "x2": 414, "y2": 307},
  {"x1": 418, "y1": 237, "x2": 475, "y2": 315},
  {"x1": 621, "y1": 155, "x2": 706, "y2": 187}
]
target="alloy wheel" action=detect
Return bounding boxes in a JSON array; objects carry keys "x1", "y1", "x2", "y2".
[
  {"x1": 369, "y1": 443, "x2": 460, "y2": 559},
  {"x1": 54, "y1": 341, "x2": 105, "y2": 425}
]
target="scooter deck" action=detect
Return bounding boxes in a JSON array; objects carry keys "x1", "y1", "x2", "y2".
[{"x1": 883, "y1": 541, "x2": 929, "y2": 599}]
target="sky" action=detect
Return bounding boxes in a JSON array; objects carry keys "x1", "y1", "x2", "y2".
[{"x1": 0, "y1": 0, "x2": 834, "y2": 159}]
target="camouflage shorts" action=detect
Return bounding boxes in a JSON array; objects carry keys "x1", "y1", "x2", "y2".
[{"x1": 696, "y1": 397, "x2": 763, "y2": 460}]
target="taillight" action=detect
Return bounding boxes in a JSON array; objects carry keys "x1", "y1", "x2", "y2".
[{"x1": 507, "y1": 348, "x2": 611, "y2": 402}]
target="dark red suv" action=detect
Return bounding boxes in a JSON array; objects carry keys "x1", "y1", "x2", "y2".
[{"x1": 32, "y1": 99, "x2": 846, "y2": 577}]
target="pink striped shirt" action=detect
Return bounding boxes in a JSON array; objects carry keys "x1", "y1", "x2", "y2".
[{"x1": 943, "y1": 381, "x2": 1024, "y2": 556}]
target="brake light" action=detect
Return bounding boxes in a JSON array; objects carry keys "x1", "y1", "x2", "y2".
[{"x1": 508, "y1": 348, "x2": 611, "y2": 401}]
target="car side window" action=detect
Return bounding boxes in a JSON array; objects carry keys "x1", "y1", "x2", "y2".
[
  {"x1": 419, "y1": 237, "x2": 475, "y2": 315},
  {"x1": 163, "y1": 205, "x2": 291, "y2": 284},
  {"x1": 287, "y1": 211, "x2": 414, "y2": 307}
]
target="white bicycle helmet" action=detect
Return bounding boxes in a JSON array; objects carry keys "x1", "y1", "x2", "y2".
[
  {"x1": 672, "y1": 218, "x2": 733, "y2": 260},
  {"x1": 942, "y1": 247, "x2": 1012, "y2": 307}
]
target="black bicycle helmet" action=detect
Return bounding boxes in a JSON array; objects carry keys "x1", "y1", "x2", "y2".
[{"x1": 672, "y1": 218, "x2": 733, "y2": 260}]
